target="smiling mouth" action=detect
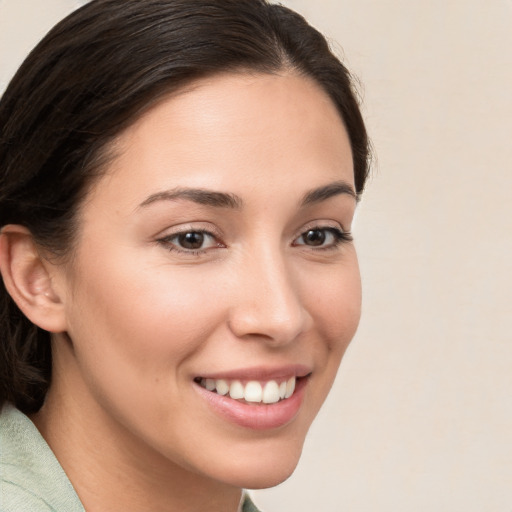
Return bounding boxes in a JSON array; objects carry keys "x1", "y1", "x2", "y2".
[{"x1": 194, "y1": 376, "x2": 304, "y2": 405}]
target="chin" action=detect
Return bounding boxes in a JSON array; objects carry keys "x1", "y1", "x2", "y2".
[
  {"x1": 211, "y1": 436, "x2": 305, "y2": 490},
  {"x1": 242, "y1": 464, "x2": 299, "y2": 490},
  {"x1": 229, "y1": 461, "x2": 301, "y2": 490}
]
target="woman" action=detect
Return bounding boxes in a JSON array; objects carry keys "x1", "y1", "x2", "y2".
[{"x1": 0, "y1": 1, "x2": 370, "y2": 510}]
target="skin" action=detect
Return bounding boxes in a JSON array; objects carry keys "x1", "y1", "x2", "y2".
[{"x1": 28, "y1": 71, "x2": 362, "y2": 512}]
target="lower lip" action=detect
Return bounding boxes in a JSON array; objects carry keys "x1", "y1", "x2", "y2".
[{"x1": 194, "y1": 377, "x2": 308, "y2": 431}]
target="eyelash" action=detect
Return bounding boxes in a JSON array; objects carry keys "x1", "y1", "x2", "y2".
[
  {"x1": 157, "y1": 226, "x2": 352, "y2": 256},
  {"x1": 158, "y1": 229, "x2": 222, "y2": 256},
  {"x1": 293, "y1": 226, "x2": 353, "y2": 250}
]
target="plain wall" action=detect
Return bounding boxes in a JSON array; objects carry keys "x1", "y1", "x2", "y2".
[{"x1": 1, "y1": 1, "x2": 511, "y2": 510}]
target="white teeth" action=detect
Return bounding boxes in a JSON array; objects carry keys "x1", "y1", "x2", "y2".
[
  {"x1": 284, "y1": 377, "x2": 295, "y2": 399},
  {"x1": 244, "y1": 381, "x2": 263, "y2": 402},
  {"x1": 279, "y1": 381, "x2": 287, "y2": 399},
  {"x1": 215, "y1": 379, "x2": 229, "y2": 395},
  {"x1": 262, "y1": 381, "x2": 280, "y2": 404},
  {"x1": 229, "y1": 380, "x2": 244, "y2": 400},
  {"x1": 200, "y1": 377, "x2": 298, "y2": 404}
]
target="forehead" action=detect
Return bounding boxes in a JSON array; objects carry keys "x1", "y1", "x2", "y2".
[{"x1": 88, "y1": 72, "x2": 354, "y2": 210}]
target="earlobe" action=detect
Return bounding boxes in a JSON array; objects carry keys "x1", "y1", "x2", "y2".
[{"x1": 0, "y1": 225, "x2": 67, "y2": 333}]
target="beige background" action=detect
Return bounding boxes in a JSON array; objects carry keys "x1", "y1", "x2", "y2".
[{"x1": 1, "y1": 1, "x2": 511, "y2": 511}]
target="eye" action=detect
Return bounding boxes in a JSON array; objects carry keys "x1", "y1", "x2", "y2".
[
  {"x1": 159, "y1": 230, "x2": 222, "y2": 254},
  {"x1": 293, "y1": 227, "x2": 352, "y2": 248},
  {"x1": 175, "y1": 231, "x2": 209, "y2": 250}
]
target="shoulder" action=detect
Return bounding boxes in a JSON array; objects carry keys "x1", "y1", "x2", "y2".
[
  {"x1": 0, "y1": 480, "x2": 58, "y2": 512},
  {"x1": 0, "y1": 404, "x2": 84, "y2": 512},
  {"x1": 242, "y1": 492, "x2": 263, "y2": 512}
]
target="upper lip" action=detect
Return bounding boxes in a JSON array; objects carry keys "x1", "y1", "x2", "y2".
[{"x1": 196, "y1": 364, "x2": 312, "y2": 381}]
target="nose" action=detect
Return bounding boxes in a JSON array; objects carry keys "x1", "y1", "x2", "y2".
[{"x1": 227, "y1": 248, "x2": 310, "y2": 345}]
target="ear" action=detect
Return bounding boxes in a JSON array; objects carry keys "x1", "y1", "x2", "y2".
[{"x1": 0, "y1": 225, "x2": 67, "y2": 333}]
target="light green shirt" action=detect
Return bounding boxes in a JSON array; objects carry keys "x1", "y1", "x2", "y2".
[{"x1": 0, "y1": 404, "x2": 260, "y2": 511}]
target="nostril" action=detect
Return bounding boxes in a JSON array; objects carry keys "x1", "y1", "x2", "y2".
[
  {"x1": 227, "y1": 302, "x2": 309, "y2": 345},
  {"x1": 226, "y1": 259, "x2": 310, "y2": 344}
]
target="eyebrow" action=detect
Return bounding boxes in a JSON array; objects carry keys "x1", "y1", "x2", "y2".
[
  {"x1": 138, "y1": 187, "x2": 242, "y2": 209},
  {"x1": 138, "y1": 180, "x2": 357, "y2": 211},
  {"x1": 300, "y1": 180, "x2": 358, "y2": 206}
]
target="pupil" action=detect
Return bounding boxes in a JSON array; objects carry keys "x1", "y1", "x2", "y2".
[
  {"x1": 179, "y1": 232, "x2": 204, "y2": 249},
  {"x1": 304, "y1": 229, "x2": 325, "y2": 246}
]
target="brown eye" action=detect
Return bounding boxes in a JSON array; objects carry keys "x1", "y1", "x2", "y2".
[
  {"x1": 178, "y1": 232, "x2": 205, "y2": 250},
  {"x1": 302, "y1": 229, "x2": 326, "y2": 246},
  {"x1": 160, "y1": 230, "x2": 220, "y2": 254},
  {"x1": 294, "y1": 227, "x2": 350, "y2": 249}
]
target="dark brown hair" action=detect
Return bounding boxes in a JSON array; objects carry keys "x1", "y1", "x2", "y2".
[{"x1": 0, "y1": 0, "x2": 370, "y2": 414}]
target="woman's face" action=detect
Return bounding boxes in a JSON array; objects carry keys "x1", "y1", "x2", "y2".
[{"x1": 52, "y1": 72, "x2": 361, "y2": 489}]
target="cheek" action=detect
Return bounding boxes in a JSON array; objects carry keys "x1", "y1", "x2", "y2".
[
  {"x1": 64, "y1": 254, "x2": 229, "y2": 386},
  {"x1": 276, "y1": 256, "x2": 361, "y2": 441},
  {"x1": 304, "y1": 255, "x2": 362, "y2": 352},
  {"x1": 61, "y1": 256, "x2": 232, "y2": 444}
]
